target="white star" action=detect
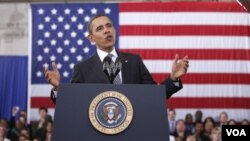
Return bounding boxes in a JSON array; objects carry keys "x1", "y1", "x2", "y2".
[
  {"x1": 71, "y1": 16, "x2": 77, "y2": 22},
  {"x1": 76, "y1": 55, "x2": 83, "y2": 61},
  {"x1": 43, "y1": 63, "x2": 49, "y2": 69},
  {"x1": 91, "y1": 8, "x2": 98, "y2": 14},
  {"x1": 38, "y1": 24, "x2": 44, "y2": 30},
  {"x1": 57, "y1": 47, "x2": 63, "y2": 53},
  {"x1": 64, "y1": 39, "x2": 70, "y2": 46},
  {"x1": 50, "y1": 55, "x2": 56, "y2": 61},
  {"x1": 44, "y1": 47, "x2": 50, "y2": 53},
  {"x1": 64, "y1": 24, "x2": 70, "y2": 30},
  {"x1": 58, "y1": 16, "x2": 64, "y2": 22},
  {"x1": 63, "y1": 55, "x2": 69, "y2": 61},
  {"x1": 77, "y1": 24, "x2": 84, "y2": 30},
  {"x1": 84, "y1": 31, "x2": 89, "y2": 37},
  {"x1": 37, "y1": 39, "x2": 43, "y2": 46},
  {"x1": 104, "y1": 8, "x2": 111, "y2": 14},
  {"x1": 51, "y1": 24, "x2": 57, "y2": 30},
  {"x1": 50, "y1": 39, "x2": 57, "y2": 46},
  {"x1": 38, "y1": 9, "x2": 44, "y2": 15},
  {"x1": 57, "y1": 63, "x2": 62, "y2": 69},
  {"x1": 83, "y1": 47, "x2": 89, "y2": 53},
  {"x1": 37, "y1": 55, "x2": 43, "y2": 61},
  {"x1": 77, "y1": 39, "x2": 83, "y2": 45},
  {"x1": 63, "y1": 71, "x2": 69, "y2": 77},
  {"x1": 64, "y1": 8, "x2": 71, "y2": 15},
  {"x1": 84, "y1": 16, "x2": 90, "y2": 22},
  {"x1": 44, "y1": 31, "x2": 50, "y2": 38},
  {"x1": 70, "y1": 31, "x2": 77, "y2": 37},
  {"x1": 91, "y1": 42, "x2": 96, "y2": 45},
  {"x1": 44, "y1": 16, "x2": 51, "y2": 22},
  {"x1": 69, "y1": 63, "x2": 75, "y2": 69},
  {"x1": 51, "y1": 8, "x2": 57, "y2": 15},
  {"x1": 57, "y1": 31, "x2": 63, "y2": 38},
  {"x1": 78, "y1": 8, "x2": 84, "y2": 14},
  {"x1": 36, "y1": 71, "x2": 42, "y2": 77},
  {"x1": 70, "y1": 47, "x2": 76, "y2": 53}
]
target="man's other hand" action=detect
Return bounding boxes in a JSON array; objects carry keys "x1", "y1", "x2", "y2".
[
  {"x1": 171, "y1": 54, "x2": 189, "y2": 81},
  {"x1": 43, "y1": 62, "x2": 60, "y2": 91}
]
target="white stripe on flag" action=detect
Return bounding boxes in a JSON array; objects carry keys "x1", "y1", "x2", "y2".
[
  {"x1": 120, "y1": 12, "x2": 250, "y2": 25},
  {"x1": 143, "y1": 60, "x2": 250, "y2": 73},
  {"x1": 120, "y1": 36, "x2": 250, "y2": 49},
  {"x1": 31, "y1": 84, "x2": 53, "y2": 97},
  {"x1": 174, "y1": 84, "x2": 250, "y2": 98}
]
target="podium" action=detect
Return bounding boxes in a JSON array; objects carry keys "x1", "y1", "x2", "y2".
[{"x1": 52, "y1": 84, "x2": 170, "y2": 141}]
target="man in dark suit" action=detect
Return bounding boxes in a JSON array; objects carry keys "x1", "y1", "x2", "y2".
[{"x1": 44, "y1": 14, "x2": 189, "y2": 103}]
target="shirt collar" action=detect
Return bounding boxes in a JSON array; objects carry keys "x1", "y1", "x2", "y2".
[{"x1": 97, "y1": 47, "x2": 118, "y2": 62}]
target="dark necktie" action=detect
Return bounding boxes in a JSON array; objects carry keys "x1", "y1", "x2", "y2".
[{"x1": 107, "y1": 54, "x2": 122, "y2": 84}]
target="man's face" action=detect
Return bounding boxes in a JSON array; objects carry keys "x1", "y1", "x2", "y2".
[
  {"x1": 168, "y1": 110, "x2": 176, "y2": 121},
  {"x1": 88, "y1": 16, "x2": 116, "y2": 51}
]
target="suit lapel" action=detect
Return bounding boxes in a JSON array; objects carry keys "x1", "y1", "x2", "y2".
[
  {"x1": 118, "y1": 52, "x2": 130, "y2": 84},
  {"x1": 90, "y1": 54, "x2": 110, "y2": 83}
]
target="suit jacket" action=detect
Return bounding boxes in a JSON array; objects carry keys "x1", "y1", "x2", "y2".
[{"x1": 51, "y1": 52, "x2": 182, "y2": 103}]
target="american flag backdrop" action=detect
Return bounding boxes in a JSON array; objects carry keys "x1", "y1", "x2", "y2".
[{"x1": 29, "y1": 2, "x2": 250, "y2": 121}]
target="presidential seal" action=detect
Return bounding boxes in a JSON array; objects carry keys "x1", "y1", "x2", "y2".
[{"x1": 89, "y1": 91, "x2": 133, "y2": 135}]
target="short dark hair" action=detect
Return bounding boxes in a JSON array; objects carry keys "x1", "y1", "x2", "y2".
[
  {"x1": 87, "y1": 14, "x2": 111, "y2": 34},
  {"x1": 39, "y1": 107, "x2": 48, "y2": 113}
]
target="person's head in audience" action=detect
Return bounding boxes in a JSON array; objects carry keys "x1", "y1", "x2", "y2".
[
  {"x1": 15, "y1": 120, "x2": 24, "y2": 131},
  {"x1": 194, "y1": 121, "x2": 204, "y2": 135},
  {"x1": 39, "y1": 107, "x2": 48, "y2": 120},
  {"x1": 175, "y1": 119, "x2": 186, "y2": 138},
  {"x1": 0, "y1": 124, "x2": 8, "y2": 140},
  {"x1": 241, "y1": 119, "x2": 249, "y2": 125},
  {"x1": 168, "y1": 109, "x2": 176, "y2": 121},
  {"x1": 19, "y1": 111, "x2": 27, "y2": 118},
  {"x1": 195, "y1": 110, "x2": 203, "y2": 122},
  {"x1": 185, "y1": 113, "x2": 193, "y2": 124},
  {"x1": 210, "y1": 127, "x2": 221, "y2": 141},
  {"x1": 19, "y1": 115, "x2": 27, "y2": 125},
  {"x1": 204, "y1": 117, "x2": 215, "y2": 135},
  {"x1": 228, "y1": 119, "x2": 237, "y2": 125},
  {"x1": 0, "y1": 118, "x2": 8, "y2": 129},
  {"x1": 175, "y1": 136, "x2": 184, "y2": 141},
  {"x1": 20, "y1": 128, "x2": 30, "y2": 139},
  {"x1": 18, "y1": 134, "x2": 29, "y2": 141},
  {"x1": 46, "y1": 121, "x2": 53, "y2": 133},
  {"x1": 219, "y1": 112, "x2": 228, "y2": 125},
  {"x1": 186, "y1": 135, "x2": 196, "y2": 141}
]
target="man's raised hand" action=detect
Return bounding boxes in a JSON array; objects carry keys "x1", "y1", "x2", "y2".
[
  {"x1": 43, "y1": 62, "x2": 60, "y2": 91},
  {"x1": 170, "y1": 54, "x2": 189, "y2": 81}
]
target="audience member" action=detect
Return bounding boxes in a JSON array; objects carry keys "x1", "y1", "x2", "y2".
[{"x1": 184, "y1": 113, "x2": 194, "y2": 134}]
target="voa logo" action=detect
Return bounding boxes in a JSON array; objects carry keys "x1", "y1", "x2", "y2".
[{"x1": 226, "y1": 129, "x2": 246, "y2": 136}]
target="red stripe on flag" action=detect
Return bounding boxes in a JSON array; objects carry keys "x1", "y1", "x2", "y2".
[
  {"x1": 152, "y1": 73, "x2": 250, "y2": 84},
  {"x1": 30, "y1": 97, "x2": 250, "y2": 109},
  {"x1": 120, "y1": 49, "x2": 250, "y2": 60},
  {"x1": 168, "y1": 97, "x2": 250, "y2": 108},
  {"x1": 31, "y1": 97, "x2": 55, "y2": 108},
  {"x1": 120, "y1": 2, "x2": 245, "y2": 12},
  {"x1": 120, "y1": 25, "x2": 250, "y2": 36}
]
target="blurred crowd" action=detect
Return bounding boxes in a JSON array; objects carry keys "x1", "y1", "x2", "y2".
[
  {"x1": 168, "y1": 109, "x2": 250, "y2": 141},
  {"x1": 0, "y1": 107, "x2": 249, "y2": 141},
  {"x1": 0, "y1": 107, "x2": 52, "y2": 141}
]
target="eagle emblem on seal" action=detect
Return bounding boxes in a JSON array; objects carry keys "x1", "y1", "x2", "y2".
[{"x1": 103, "y1": 102, "x2": 122, "y2": 124}]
